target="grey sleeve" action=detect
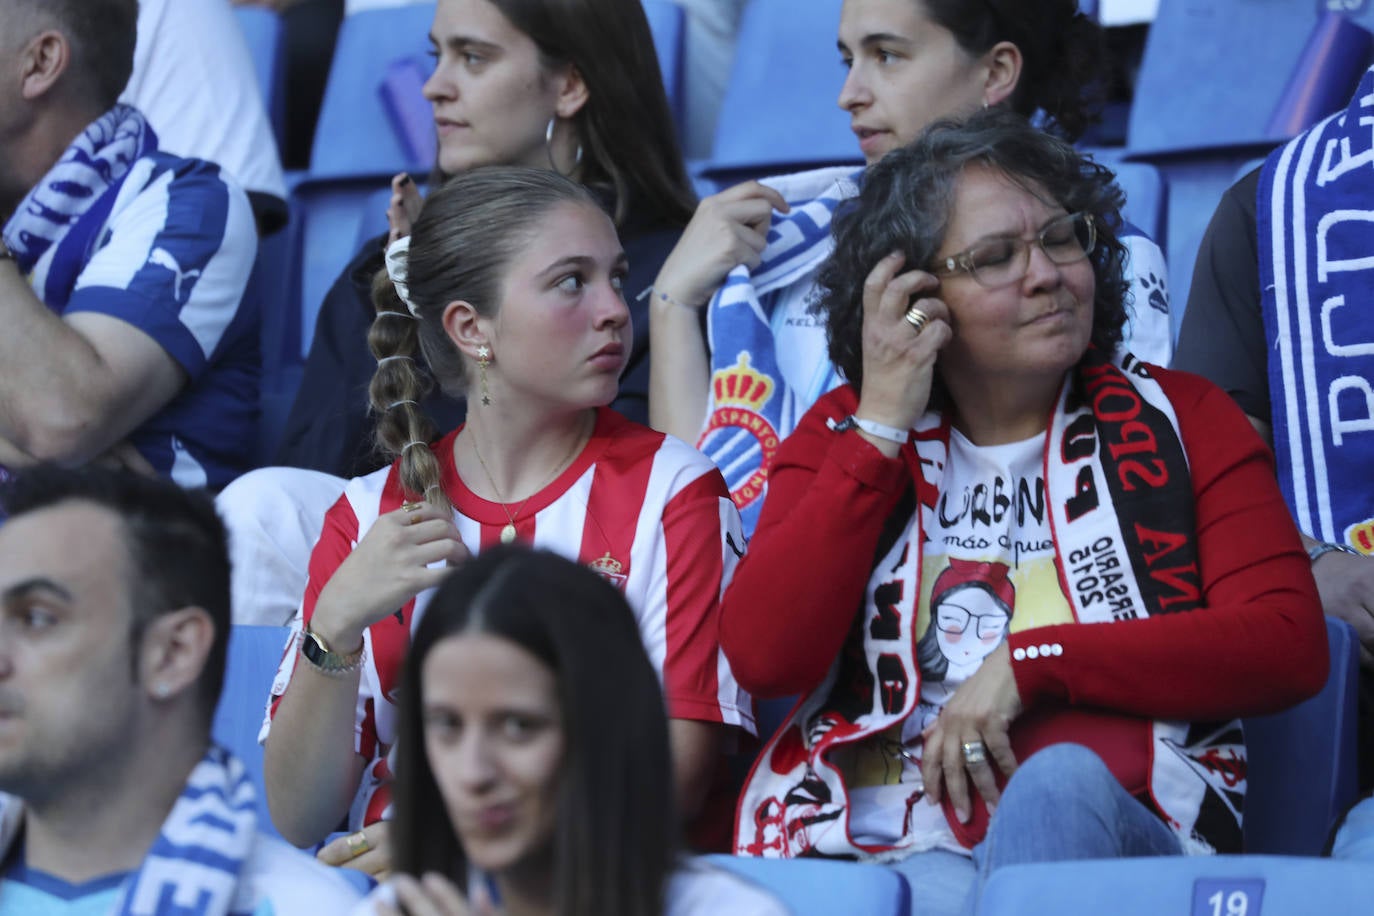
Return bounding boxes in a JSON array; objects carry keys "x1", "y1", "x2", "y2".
[{"x1": 1172, "y1": 168, "x2": 1270, "y2": 422}]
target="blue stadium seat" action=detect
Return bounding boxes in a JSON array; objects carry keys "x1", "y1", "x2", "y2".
[
  {"x1": 293, "y1": 176, "x2": 397, "y2": 357},
  {"x1": 1124, "y1": 2, "x2": 1374, "y2": 333},
  {"x1": 311, "y1": 3, "x2": 437, "y2": 178},
  {"x1": 978, "y1": 855, "x2": 1374, "y2": 915},
  {"x1": 1242, "y1": 618, "x2": 1360, "y2": 855},
  {"x1": 250, "y1": 221, "x2": 302, "y2": 464},
  {"x1": 211, "y1": 625, "x2": 292, "y2": 841},
  {"x1": 1084, "y1": 150, "x2": 1168, "y2": 249},
  {"x1": 707, "y1": 854, "x2": 910, "y2": 915},
  {"x1": 232, "y1": 7, "x2": 287, "y2": 151},
  {"x1": 702, "y1": 0, "x2": 859, "y2": 185},
  {"x1": 643, "y1": 0, "x2": 687, "y2": 142}
]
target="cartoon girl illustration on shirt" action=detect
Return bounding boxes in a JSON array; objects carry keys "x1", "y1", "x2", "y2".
[{"x1": 915, "y1": 558, "x2": 1016, "y2": 707}]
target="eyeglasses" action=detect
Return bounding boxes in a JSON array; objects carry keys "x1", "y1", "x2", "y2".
[
  {"x1": 932, "y1": 211, "x2": 1096, "y2": 288},
  {"x1": 935, "y1": 604, "x2": 1009, "y2": 639}
]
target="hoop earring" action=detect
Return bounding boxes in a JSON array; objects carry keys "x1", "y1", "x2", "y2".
[
  {"x1": 544, "y1": 117, "x2": 583, "y2": 173},
  {"x1": 476, "y1": 345, "x2": 492, "y2": 406}
]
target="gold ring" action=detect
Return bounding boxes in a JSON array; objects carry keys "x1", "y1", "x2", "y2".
[
  {"x1": 345, "y1": 830, "x2": 370, "y2": 858},
  {"x1": 400, "y1": 500, "x2": 423, "y2": 513},
  {"x1": 904, "y1": 306, "x2": 930, "y2": 334}
]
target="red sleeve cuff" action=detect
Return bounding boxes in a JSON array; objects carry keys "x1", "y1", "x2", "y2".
[
  {"x1": 824, "y1": 428, "x2": 909, "y2": 494},
  {"x1": 1008, "y1": 626, "x2": 1076, "y2": 707}
]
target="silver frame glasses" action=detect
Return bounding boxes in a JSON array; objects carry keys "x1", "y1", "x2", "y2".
[{"x1": 933, "y1": 211, "x2": 1096, "y2": 288}]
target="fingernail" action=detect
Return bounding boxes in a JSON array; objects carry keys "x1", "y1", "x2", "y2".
[
  {"x1": 399, "y1": 173, "x2": 412, "y2": 185},
  {"x1": 986, "y1": 800, "x2": 996, "y2": 816},
  {"x1": 958, "y1": 806, "x2": 970, "y2": 823}
]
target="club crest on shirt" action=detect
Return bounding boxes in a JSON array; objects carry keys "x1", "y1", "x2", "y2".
[
  {"x1": 588, "y1": 551, "x2": 627, "y2": 591},
  {"x1": 698, "y1": 353, "x2": 780, "y2": 510}
]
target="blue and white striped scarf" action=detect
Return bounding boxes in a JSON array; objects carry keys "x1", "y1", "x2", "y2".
[
  {"x1": 1, "y1": 103, "x2": 156, "y2": 310},
  {"x1": 700, "y1": 166, "x2": 861, "y2": 534},
  {"x1": 1259, "y1": 63, "x2": 1374, "y2": 552},
  {"x1": 0, "y1": 745, "x2": 260, "y2": 916}
]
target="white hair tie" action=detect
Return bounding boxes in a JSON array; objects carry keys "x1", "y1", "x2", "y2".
[{"x1": 385, "y1": 235, "x2": 420, "y2": 318}]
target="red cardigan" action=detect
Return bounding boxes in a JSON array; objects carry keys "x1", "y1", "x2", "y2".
[{"x1": 719, "y1": 366, "x2": 1327, "y2": 722}]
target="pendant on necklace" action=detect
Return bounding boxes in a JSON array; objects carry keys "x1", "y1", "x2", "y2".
[{"x1": 500, "y1": 523, "x2": 518, "y2": 544}]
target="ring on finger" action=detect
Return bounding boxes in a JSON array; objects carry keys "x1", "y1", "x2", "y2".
[
  {"x1": 904, "y1": 306, "x2": 930, "y2": 334},
  {"x1": 345, "y1": 829, "x2": 370, "y2": 858},
  {"x1": 961, "y1": 739, "x2": 988, "y2": 766}
]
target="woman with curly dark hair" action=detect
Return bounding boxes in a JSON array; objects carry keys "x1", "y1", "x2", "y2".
[{"x1": 718, "y1": 109, "x2": 1326, "y2": 914}]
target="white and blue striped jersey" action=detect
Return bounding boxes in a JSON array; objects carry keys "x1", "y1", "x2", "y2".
[{"x1": 38, "y1": 151, "x2": 258, "y2": 488}]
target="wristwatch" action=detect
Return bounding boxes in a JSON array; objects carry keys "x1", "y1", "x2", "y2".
[
  {"x1": 300, "y1": 626, "x2": 365, "y2": 674},
  {"x1": 1308, "y1": 541, "x2": 1360, "y2": 565}
]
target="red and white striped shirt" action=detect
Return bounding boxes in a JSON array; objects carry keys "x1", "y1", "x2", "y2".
[{"x1": 263, "y1": 408, "x2": 753, "y2": 830}]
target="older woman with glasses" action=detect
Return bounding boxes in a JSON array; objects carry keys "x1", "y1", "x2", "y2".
[{"x1": 717, "y1": 109, "x2": 1328, "y2": 916}]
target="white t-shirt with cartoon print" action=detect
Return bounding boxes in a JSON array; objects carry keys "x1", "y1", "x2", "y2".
[{"x1": 840, "y1": 430, "x2": 1075, "y2": 851}]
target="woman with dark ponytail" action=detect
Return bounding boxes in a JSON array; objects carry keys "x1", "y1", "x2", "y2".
[
  {"x1": 362, "y1": 546, "x2": 785, "y2": 916},
  {"x1": 648, "y1": 0, "x2": 1173, "y2": 538},
  {"x1": 261, "y1": 167, "x2": 752, "y2": 880}
]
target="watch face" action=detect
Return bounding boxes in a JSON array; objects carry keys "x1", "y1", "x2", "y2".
[{"x1": 302, "y1": 631, "x2": 327, "y2": 665}]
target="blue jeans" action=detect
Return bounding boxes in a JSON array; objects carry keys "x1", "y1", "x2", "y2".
[{"x1": 891, "y1": 743, "x2": 1182, "y2": 916}]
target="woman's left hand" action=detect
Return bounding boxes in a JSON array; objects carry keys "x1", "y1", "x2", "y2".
[
  {"x1": 387, "y1": 173, "x2": 424, "y2": 245},
  {"x1": 921, "y1": 642, "x2": 1024, "y2": 823}
]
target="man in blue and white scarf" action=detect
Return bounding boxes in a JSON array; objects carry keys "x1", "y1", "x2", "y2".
[
  {"x1": 0, "y1": 465, "x2": 360, "y2": 915},
  {"x1": 0, "y1": 0, "x2": 257, "y2": 493},
  {"x1": 1176, "y1": 64, "x2": 1374, "y2": 789}
]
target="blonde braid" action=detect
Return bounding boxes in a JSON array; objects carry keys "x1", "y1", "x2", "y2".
[{"x1": 367, "y1": 268, "x2": 452, "y2": 512}]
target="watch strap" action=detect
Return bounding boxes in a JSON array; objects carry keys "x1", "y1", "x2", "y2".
[
  {"x1": 300, "y1": 626, "x2": 366, "y2": 674},
  {"x1": 1308, "y1": 541, "x2": 1360, "y2": 565}
]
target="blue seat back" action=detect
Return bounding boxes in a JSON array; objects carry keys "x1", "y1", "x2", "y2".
[
  {"x1": 250, "y1": 220, "x2": 302, "y2": 464},
  {"x1": 1242, "y1": 617, "x2": 1360, "y2": 855},
  {"x1": 642, "y1": 0, "x2": 686, "y2": 142},
  {"x1": 707, "y1": 854, "x2": 910, "y2": 915},
  {"x1": 1129, "y1": 2, "x2": 1370, "y2": 156},
  {"x1": 704, "y1": 0, "x2": 859, "y2": 183},
  {"x1": 293, "y1": 175, "x2": 398, "y2": 357},
  {"x1": 232, "y1": 7, "x2": 287, "y2": 149},
  {"x1": 311, "y1": 4, "x2": 437, "y2": 178},
  {"x1": 1267, "y1": 11, "x2": 1374, "y2": 138},
  {"x1": 211, "y1": 625, "x2": 293, "y2": 840},
  {"x1": 1126, "y1": 2, "x2": 1374, "y2": 333},
  {"x1": 1083, "y1": 150, "x2": 1168, "y2": 248},
  {"x1": 979, "y1": 855, "x2": 1374, "y2": 915}
]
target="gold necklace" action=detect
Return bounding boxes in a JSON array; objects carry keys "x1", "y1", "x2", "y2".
[{"x1": 468, "y1": 415, "x2": 591, "y2": 544}]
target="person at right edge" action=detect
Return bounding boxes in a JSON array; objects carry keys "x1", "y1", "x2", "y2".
[{"x1": 1173, "y1": 63, "x2": 1374, "y2": 793}]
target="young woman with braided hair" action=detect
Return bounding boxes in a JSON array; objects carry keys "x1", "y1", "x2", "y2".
[{"x1": 261, "y1": 168, "x2": 753, "y2": 880}]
